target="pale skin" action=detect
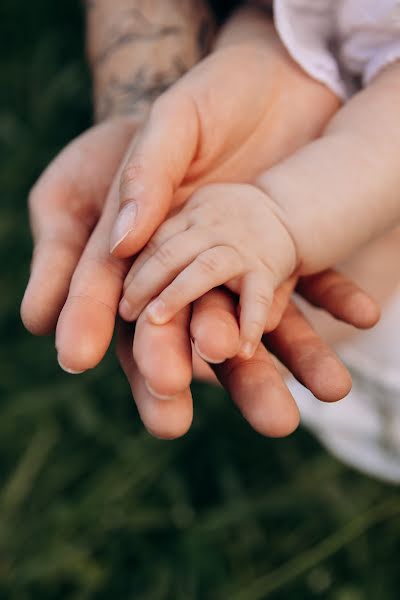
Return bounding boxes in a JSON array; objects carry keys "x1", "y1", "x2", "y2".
[
  {"x1": 119, "y1": 57, "x2": 400, "y2": 359},
  {"x1": 21, "y1": 3, "x2": 383, "y2": 439}
]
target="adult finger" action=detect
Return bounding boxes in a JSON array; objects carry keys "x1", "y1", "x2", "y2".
[
  {"x1": 297, "y1": 269, "x2": 380, "y2": 329},
  {"x1": 117, "y1": 320, "x2": 193, "y2": 439},
  {"x1": 21, "y1": 118, "x2": 135, "y2": 335},
  {"x1": 213, "y1": 343, "x2": 300, "y2": 438},
  {"x1": 110, "y1": 92, "x2": 198, "y2": 257},
  {"x1": 55, "y1": 172, "x2": 129, "y2": 373},
  {"x1": 265, "y1": 300, "x2": 352, "y2": 402},
  {"x1": 190, "y1": 288, "x2": 240, "y2": 364},
  {"x1": 132, "y1": 306, "x2": 193, "y2": 399}
]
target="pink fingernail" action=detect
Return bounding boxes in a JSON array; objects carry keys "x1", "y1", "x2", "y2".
[
  {"x1": 57, "y1": 355, "x2": 85, "y2": 375},
  {"x1": 146, "y1": 298, "x2": 167, "y2": 324},
  {"x1": 110, "y1": 200, "x2": 137, "y2": 253},
  {"x1": 119, "y1": 298, "x2": 132, "y2": 321}
]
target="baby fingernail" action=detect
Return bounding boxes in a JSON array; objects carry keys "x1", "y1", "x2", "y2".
[
  {"x1": 110, "y1": 200, "x2": 137, "y2": 253},
  {"x1": 119, "y1": 298, "x2": 132, "y2": 321},
  {"x1": 239, "y1": 342, "x2": 255, "y2": 359},
  {"x1": 147, "y1": 298, "x2": 167, "y2": 324}
]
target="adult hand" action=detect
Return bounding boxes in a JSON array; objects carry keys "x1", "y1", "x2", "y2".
[{"x1": 21, "y1": 114, "x2": 379, "y2": 439}]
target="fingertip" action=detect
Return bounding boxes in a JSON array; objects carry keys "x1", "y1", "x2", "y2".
[
  {"x1": 249, "y1": 404, "x2": 300, "y2": 438},
  {"x1": 20, "y1": 291, "x2": 57, "y2": 336},
  {"x1": 119, "y1": 298, "x2": 134, "y2": 322},
  {"x1": 134, "y1": 330, "x2": 192, "y2": 398},
  {"x1": 303, "y1": 354, "x2": 352, "y2": 402},
  {"x1": 57, "y1": 355, "x2": 84, "y2": 375},
  {"x1": 237, "y1": 380, "x2": 300, "y2": 438},
  {"x1": 346, "y1": 293, "x2": 381, "y2": 329},
  {"x1": 191, "y1": 312, "x2": 240, "y2": 363},
  {"x1": 237, "y1": 341, "x2": 256, "y2": 360},
  {"x1": 223, "y1": 350, "x2": 301, "y2": 438},
  {"x1": 56, "y1": 299, "x2": 115, "y2": 373},
  {"x1": 144, "y1": 380, "x2": 177, "y2": 401},
  {"x1": 140, "y1": 362, "x2": 192, "y2": 399},
  {"x1": 146, "y1": 298, "x2": 169, "y2": 325},
  {"x1": 140, "y1": 393, "x2": 193, "y2": 440},
  {"x1": 193, "y1": 339, "x2": 225, "y2": 365}
]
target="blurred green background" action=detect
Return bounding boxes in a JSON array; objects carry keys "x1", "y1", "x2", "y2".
[{"x1": 1, "y1": 1, "x2": 399, "y2": 598}]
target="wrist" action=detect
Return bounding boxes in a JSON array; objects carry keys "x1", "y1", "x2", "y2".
[{"x1": 255, "y1": 172, "x2": 309, "y2": 275}]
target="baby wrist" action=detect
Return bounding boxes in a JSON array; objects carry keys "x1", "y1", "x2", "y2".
[{"x1": 254, "y1": 177, "x2": 304, "y2": 276}]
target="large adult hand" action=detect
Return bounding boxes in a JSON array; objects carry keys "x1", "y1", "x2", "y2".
[
  {"x1": 21, "y1": 117, "x2": 136, "y2": 337},
  {"x1": 20, "y1": 115, "x2": 379, "y2": 440},
  {"x1": 118, "y1": 272, "x2": 379, "y2": 439},
  {"x1": 21, "y1": 11, "x2": 380, "y2": 438}
]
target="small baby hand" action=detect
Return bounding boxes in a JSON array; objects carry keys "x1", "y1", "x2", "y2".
[{"x1": 119, "y1": 183, "x2": 298, "y2": 358}]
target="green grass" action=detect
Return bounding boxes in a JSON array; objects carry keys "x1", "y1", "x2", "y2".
[{"x1": 1, "y1": 1, "x2": 399, "y2": 598}]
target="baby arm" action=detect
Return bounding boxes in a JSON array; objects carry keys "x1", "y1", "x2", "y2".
[
  {"x1": 256, "y1": 61, "x2": 400, "y2": 275},
  {"x1": 119, "y1": 59, "x2": 400, "y2": 360}
]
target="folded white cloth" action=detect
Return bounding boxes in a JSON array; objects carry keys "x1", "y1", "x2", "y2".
[
  {"x1": 272, "y1": 0, "x2": 400, "y2": 98},
  {"x1": 287, "y1": 287, "x2": 400, "y2": 483}
]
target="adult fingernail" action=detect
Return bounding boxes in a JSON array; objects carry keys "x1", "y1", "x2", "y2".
[
  {"x1": 110, "y1": 200, "x2": 137, "y2": 253},
  {"x1": 193, "y1": 338, "x2": 225, "y2": 364},
  {"x1": 119, "y1": 298, "x2": 133, "y2": 321},
  {"x1": 145, "y1": 380, "x2": 175, "y2": 400},
  {"x1": 146, "y1": 298, "x2": 167, "y2": 324},
  {"x1": 57, "y1": 355, "x2": 84, "y2": 375}
]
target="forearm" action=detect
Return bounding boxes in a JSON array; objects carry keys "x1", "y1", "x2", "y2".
[
  {"x1": 257, "y1": 61, "x2": 400, "y2": 274},
  {"x1": 85, "y1": 0, "x2": 215, "y2": 121}
]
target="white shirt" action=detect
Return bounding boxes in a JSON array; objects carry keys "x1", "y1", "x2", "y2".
[{"x1": 273, "y1": 0, "x2": 400, "y2": 98}]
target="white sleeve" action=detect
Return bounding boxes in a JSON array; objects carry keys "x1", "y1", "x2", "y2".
[
  {"x1": 338, "y1": 0, "x2": 400, "y2": 87},
  {"x1": 274, "y1": 0, "x2": 347, "y2": 99}
]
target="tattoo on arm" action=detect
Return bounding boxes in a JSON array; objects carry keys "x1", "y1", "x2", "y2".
[
  {"x1": 85, "y1": 1, "x2": 216, "y2": 122},
  {"x1": 96, "y1": 59, "x2": 188, "y2": 122},
  {"x1": 93, "y1": 9, "x2": 183, "y2": 67}
]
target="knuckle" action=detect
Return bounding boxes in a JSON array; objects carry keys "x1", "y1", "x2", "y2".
[
  {"x1": 153, "y1": 243, "x2": 176, "y2": 268},
  {"x1": 73, "y1": 254, "x2": 126, "y2": 287},
  {"x1": 120, "y1": 159, "x2": 145, "y2": 194},
  {"x1": 145, "y1": 237, "x2": 161, "y2": 256},
  {"x1": 246, "y1": 316, "x2": 265, "y2": 331},
  {"x1": 197, "y1": 248, "x2": 222, "y2": 275},
  {"x1": 253, "y1": 288, "x2": 272, "y2": 307}
]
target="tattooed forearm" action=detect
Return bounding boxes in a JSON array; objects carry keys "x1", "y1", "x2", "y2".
[
  {"x1": 85, "y1": 0, "x2": 215, "y2": 122},
  {"x1": 95, "y1": 59, "x2": 188, "y2": 122}
]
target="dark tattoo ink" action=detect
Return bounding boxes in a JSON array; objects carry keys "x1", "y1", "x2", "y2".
[
  {"x1": 96, "y1": 59, "x2": 188, "y2": 121},
  {"x1": 93, "y1": 9, "x2": 184, "y2": 67}
]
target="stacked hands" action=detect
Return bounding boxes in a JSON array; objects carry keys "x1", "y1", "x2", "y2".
[{"x1": 21, "y1": 16, "x2": 380, "y2": 439}]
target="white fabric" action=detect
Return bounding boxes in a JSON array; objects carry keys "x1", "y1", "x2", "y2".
[
  {"x1": 286, "y1": 287, "x2": 400, "y2": 484},
  {"x1": 273, "y1": 0, "x2": 400, "y2": 98}
]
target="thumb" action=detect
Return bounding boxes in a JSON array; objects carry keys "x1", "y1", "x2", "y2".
[{"x1": 110, "y1": 92, "x2": 199, "y2": 258}]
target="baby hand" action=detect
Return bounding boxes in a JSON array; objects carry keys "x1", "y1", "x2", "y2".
[{"x1": 119, "y1": 183, "x2": 297, "y2": 359}]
